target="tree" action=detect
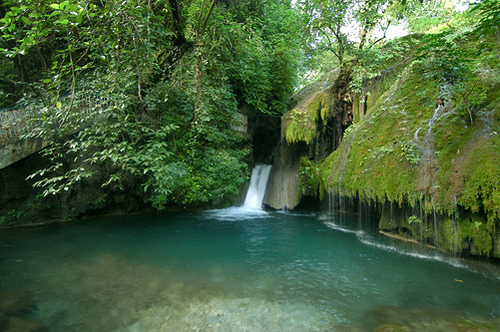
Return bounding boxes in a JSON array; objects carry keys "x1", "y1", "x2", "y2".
[
  {"x1": 0, "y1": 0, "x2": 303, "y2": 211},
  {"x1": 414, "y1": 1, "x2": 498, "y2": 125},
  {"x1": 404, "y1": 0, "x2": 466, "y2": 34},
  {"x1": 299, "y1": 0, "x2": 355, "y2": 66},
  {"x1": 470, "y1": 0, "x2": 500, "y2": 36},
  {"x1": 298, "y1": 0, "x2": 401, "y2": 70}
]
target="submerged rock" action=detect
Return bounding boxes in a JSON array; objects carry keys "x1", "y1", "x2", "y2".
[
  {"x1": 0, "y1": 291, "x2": 47, "y2": 332},
  {"x1": 120, "y1": 297, "x2": 336, "y2": 332},
  {"x1": 364, "y1": 305, "x2": 498, "y2": 332},
  {"x1": 6, "y1": 317, "x2": 48, "y2": 332},
  {"x1": 0, "y1": 290, "x2": 36, "y2": 316},
  {"x1": 0, "y1": 312, "x2": 8, "y2": 331}
]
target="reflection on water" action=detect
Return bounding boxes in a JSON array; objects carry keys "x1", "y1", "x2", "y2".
[{"x1": 0, "y1": 208, "x2": 499, "y2": 331}]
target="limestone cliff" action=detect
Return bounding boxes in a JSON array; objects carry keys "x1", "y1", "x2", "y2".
[
  {"x1": 280, "y1": 33, "x2": 500, "y2": 259},
  {"x1": 264, "y1": 67, "x2": 354, "y2": 210}
]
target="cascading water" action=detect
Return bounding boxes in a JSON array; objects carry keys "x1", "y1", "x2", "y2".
[{"x1": 243, "y1": 164, "x2": 272, "y2": 209}]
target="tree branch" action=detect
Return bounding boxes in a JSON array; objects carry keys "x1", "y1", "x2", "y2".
[{"x1": 369, "y1": 20, "x2": 391, "y2": 49}]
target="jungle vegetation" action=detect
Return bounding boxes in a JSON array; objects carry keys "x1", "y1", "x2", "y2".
[{"x1": 0, "y1": 0, "x2": 498, "y2": 214}]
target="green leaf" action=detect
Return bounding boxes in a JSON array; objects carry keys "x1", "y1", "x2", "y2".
[
  {"x1": 56, "y1": 101, "x2": 62, "y2": 109},
  {"x1": 60, "y1": 1, "x2": 70, "y2": 11},
  {"x1": 76, "y1": 13, "x2": 84, "y2": 24},
  {"x1": 21, "y1": 16, "x2": 31, "y2": 25},
  {"x1": 49, "y1": 4, "x2": 60, "y2": 10}
]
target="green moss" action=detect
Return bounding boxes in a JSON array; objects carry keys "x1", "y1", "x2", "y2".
[
  {"x1": 284, "y1": 90, "x2": 334, "y2": 145},
  {"x1": 431, "y1": 94, "x2": 500, "y2": 225},
  {"x1": 457, "y1": 213, "x2": 494, "y2": 256},
  {"x1": 320, "y1": 65, "x2": 436, "y2": 205},
  {"x1": 440, "y1": 217, "x2": 461, "y2": 253},
  {"x1": 302, "y1": 31, "x2": 500, "y2": 257},
  {"x1": 299, "y1": 156, "x2": 321, "y2": 197},
  {"x1": 320, "y1": 49, "x2": 499, "y2": 210},
  {"x1": 319, "y1": 149, "x2": 340, "y2": 200},
  {"x1": 284, "y1": 110, "x2": 316, "y2": 144}
]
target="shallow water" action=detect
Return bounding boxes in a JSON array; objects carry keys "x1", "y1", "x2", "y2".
[{"x1": 1, "y1": 208, "x2": 499, "y2": 331}]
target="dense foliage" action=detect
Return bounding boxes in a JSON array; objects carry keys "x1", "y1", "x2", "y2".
[
  {"x1": 1, "y1": 0, "x2": 498, "y2": 221},
  {"x1": 0, "y1": 0, "x2": 302, "y2": 210}
]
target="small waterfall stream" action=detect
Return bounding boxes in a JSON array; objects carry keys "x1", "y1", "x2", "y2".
[{"x1": 243, "y1": 164, "x2": 272, "y2": 209}]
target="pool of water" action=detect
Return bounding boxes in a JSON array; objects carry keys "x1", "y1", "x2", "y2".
[{"x1": 1, "y1": 208, "x2": 499, "y2": 331}]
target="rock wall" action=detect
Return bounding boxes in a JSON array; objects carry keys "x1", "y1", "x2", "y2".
[
  {"x1": 265, "y1": 68, "x2": 355, "y2": 210},
  {"x1": 316, "y1": 59, "x2": 500, "y2": 259},
  {"x1": 263, "y1": 139, "x2": 301, "y2": 210},
  {"x1": 277, "y1": 34, "x2": 500, "y2": 259},
  {"x1": 0, "y1": 150, "x2": 148, "y2": 225},
  {"x1": 283, "y1": 67, "x2": 353, "y2": 162},
  {"x1": 0, "y1": 138, "x2": 47, "y2": 170}
]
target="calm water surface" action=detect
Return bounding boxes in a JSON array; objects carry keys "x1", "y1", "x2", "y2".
[{"x1": 1, "y1": 208, "x2": 499, "y2": 331}]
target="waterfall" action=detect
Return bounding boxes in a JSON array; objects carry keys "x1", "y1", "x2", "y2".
[{"x1": 243, "y1": 165, "x2": 272, "y2": 209}]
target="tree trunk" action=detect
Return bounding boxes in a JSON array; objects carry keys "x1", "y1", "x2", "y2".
[{"x1": 331, "y1": 65, "x2": 354, "y2": 149}]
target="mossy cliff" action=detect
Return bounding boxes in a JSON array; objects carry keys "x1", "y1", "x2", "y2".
[
  {"x1": 285, "y1": 32, "x2": 500, "y2": 258},
  {"x1": 284, "y1": 67, "x2": 354, "y2": 161},
  {"x1": 264, "y1": 67, "x2": 354, "y2": 210}
]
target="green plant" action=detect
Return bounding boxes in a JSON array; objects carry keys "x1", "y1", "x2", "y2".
[
  {"x1": 399, "y1": 141, "x2": 420, "y2": 166},
  {"x1": 408, "y1": 215, "x2": 421, "y2": 224},
  {"x1": 300, "y1": 157, "x2": 321, "y2": 197},
  {"x1": 414, "y1": 20, "x2": 494, "y2": 125},
  {"x1": 0, "y1": 209, "x2": 26, "y2": 226},
  {"x1": 1, "y1": 0, "x2": 299, "y2": 211}
]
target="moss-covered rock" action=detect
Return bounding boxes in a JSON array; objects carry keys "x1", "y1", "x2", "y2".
[
  {"x1": 284, "y1": 87, "x2": 335, "y2": 145},
  {"x1": 315, "y1": 31, "x2": 500, "y2": 258},
  {"x1": 320, "y1": 64, "x2": 436, "y2": 206},
  {"x1": 298, "y1": 156, "x2": 321, "y2": 198}
]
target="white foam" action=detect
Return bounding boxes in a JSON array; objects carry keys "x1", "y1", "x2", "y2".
[
  {"x1": 356, "y1": 232, "x2": 469, "y2": 270},
  {"x1": 203, "y1": 206, "x2": 269, "y2": 221},
  {"x1": 322, "y1": 220, "x2": 500, "y2": 277},
  {"x1": 323, "y1": 221, "x2": 365, "y2": 235}
]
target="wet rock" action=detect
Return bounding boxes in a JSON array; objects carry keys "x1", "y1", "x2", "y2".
[
  {"x1": 0, "y1": 290, "x2": 36, "y2": 316},
  {"x1": 263, "y1": 140, "x2": 302, "y2": 210},
  {"x1": 6, "y1": 317, "x2": 48, "y2": 332}
]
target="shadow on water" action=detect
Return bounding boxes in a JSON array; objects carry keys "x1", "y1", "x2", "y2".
[{"x1": 0, "y1": 208, "x2": 499, "y2": 331}]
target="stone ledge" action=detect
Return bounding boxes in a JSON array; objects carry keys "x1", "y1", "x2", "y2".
[{"x1": 0, "y1": 138, "x2": 47, "y2": 169}]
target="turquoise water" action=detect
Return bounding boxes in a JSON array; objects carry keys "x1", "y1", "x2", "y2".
[{"x1": 1, "y1": 208, "x2": 499, "y2": 331}]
